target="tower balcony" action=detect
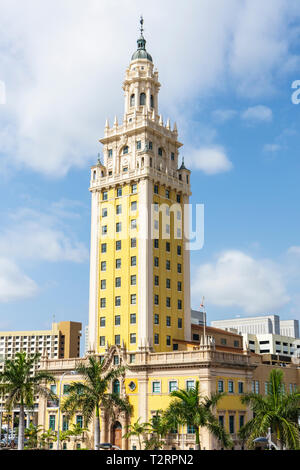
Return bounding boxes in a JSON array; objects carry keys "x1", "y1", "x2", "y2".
[{"x1": 89, "y1": 165, "x2": 191, "y2": 195}]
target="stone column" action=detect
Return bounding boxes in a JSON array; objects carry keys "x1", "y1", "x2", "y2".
[
  {"x1": 138, "y1": 376, "x2": 149, "y2": 425},
  {"x1": 183, "y1": 194, "x2": 191, "y2": 341},
  {"x1": 138, "y1": 178, "x2": 153, "y2": 350},
  {"x1": 88, "y1": 190, "x2": 99, "y2": 353}
]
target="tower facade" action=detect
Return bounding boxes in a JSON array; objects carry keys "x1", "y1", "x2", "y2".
[{"x1": 88, "y1": 22, "x2": 191, "y2": 355}]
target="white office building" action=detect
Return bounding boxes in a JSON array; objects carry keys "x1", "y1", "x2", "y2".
[
  {"x1": 280, "y1": 320, "x2": 299, "y2": 339},
  {"x1": 211, "y1": 315, "x2": 281, "y2": 336},
  {"x1": 211, "y1": 315, "x2": 300, "y2": 358}
]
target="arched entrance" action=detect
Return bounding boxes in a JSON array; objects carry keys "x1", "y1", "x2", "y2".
[{"x1": 112, "y1": 422, "x2": 122, "y2": 449}]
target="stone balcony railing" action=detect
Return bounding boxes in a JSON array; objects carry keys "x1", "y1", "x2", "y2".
[
  {"x1": 89, "y1": 166, "x2": 190, "y2": 195},
  {"x1": 39, "y1": 346, "x2": 253, "y2": 376},
  {"x1": 134, "y1": 348, "x2": 252, "y2": 368}
]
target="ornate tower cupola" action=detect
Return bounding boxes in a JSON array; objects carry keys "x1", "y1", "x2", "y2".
[
  {"x1": 131, "y1": 17, "x2": 153, "y2": 62},
  {"x1": 123, "y1": 17, "x2": 160, "y2": 117}
]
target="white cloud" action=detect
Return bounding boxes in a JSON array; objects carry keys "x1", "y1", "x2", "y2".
[
  {"x1": 0, "y1": 201, "x2": 88, "y2": 303},
  {"x1": 186, "y1": 147, "x2": 233, "y2": 175},
  {"x1": 0, "y1": 206, "x2": 89, "y2": 264},
  {"x1": 0, "y1": 257, "x2": 38, "y2": 302},
  {"x1": 241, "y1": 105, "x2": 273, "y2": 122},
  {"x1": 263, "y1": 143, "x2": 281, "y2": 152},
  {"x1": 212, "y1": 109, "x2": 238, "y2": 123},
  {"x1": 0, "y1": 0, "x2": 299, "y2": 176},
  {"x1": 192, "y1": 250, "x2": 290, "y2": 314},
  {"x1": 287, "y1": 246, "x2": 300, "y2": 256}
]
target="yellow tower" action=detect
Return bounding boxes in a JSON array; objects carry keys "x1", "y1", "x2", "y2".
[{"x1": 88, "y1": 19, "x2": 191, "y2": 356}]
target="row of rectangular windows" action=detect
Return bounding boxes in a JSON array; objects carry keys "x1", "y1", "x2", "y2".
[
  {"x1": 99, "y1": 334, "x2": 176, "y2": 347},
  {"x1": 101, "y1": 238, "x2": 137, "y2": 253},
  {"x1": 154, "y1": 185, "x2": 182, "y2": 202},
  {"x1": 101, "y1": 185, "x2": 183, "y2": 204},
  {"x1": 99, "y1": 315, "x2": 182, "y2": 329},
  {"x1": 152, "y1": 380, "x2": 195, "y2": 394},
  {"x1": 99, "y1": 334, "x2": 136, "y2": 346},
  {"x1": 101, "y1": 241, "x2": 182, "y2": 254},
  {"x1": 102, "y1": 219, "x2": 137, "y2": 234},
  {"x1": 100, "y1": 294, "x2": 137, "y2": 308},
  {"x1": 101, "y1": 239, "x2": 183, "y2": 254},
  {"x1": 100, "y1": 276, "x2": 137, "y2": 290},
  {"x1": 154, "y1": 315, "x2": 183, "y2": 328},
  {"x1": 110, "y1": 139, "x2": 175, "y2": 161},
  {"x1": 218, "y1": 380, "x2": 245, "y2": 394},
  {"x1": 154, "y1": 296, "x2": 183, "y2": 309},
  {"x1": 100, "y1": 259, "x2": 137, "y2": 271},
  {"x1": 100, "y1": 259, "x2": 182, "y2": 272},
  {"x1": 219, "y1": 414, "x2": 245, "y2": 434},
  {"x1": 218, "y1": 380, "x2": 298, "y2": 395},
  {"x1": 154, "y1": 239, "x2": 182, "y2": 255},
  {"x1": 49, "y1": 414, "x2": 83, "y2": 431},
  {"x1": 102, "y1": 222, "x2": 182, "y2": 239},
  {"x1": 111, "y1": 136, "x2": 176, "y2": 160},
  {"x1": 251, "y1": 380, "x2": 297, "y2": 395},
  {"x1": 154, "y1": 259, "x2": 182, "y2": 272},
  {"x1": 100, "y1": 314, "x2": 137, "y2": 327},
  {"x1": 101, "y1": 201, "x2": 138, "y2": 217},
  {"x1": 154, "y1": 277, "x2": 182, "y2": 291},
  {"x1": 102, "y1": 184, "x2": 138, "y2": 201},
  {"x1": 98, "y1": 354, "x2": 136, "y2": 364}
]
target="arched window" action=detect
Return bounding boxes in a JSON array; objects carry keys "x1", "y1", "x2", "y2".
[
  {"x1": 158, "y1": 147, "x2": 163, "y2": 157},
  {"x1": 140, "y1": 93, "x2": 146, "y2": 106},
  {"x1": 113, "y1": 379, "x2": 120, "y2": 395},
  {"x1": 123, "y1": 146, "x2": 129, "y2": 155},
  {"x1": 151, "y1": 95, "x2": 154, "y2": 108},
  {"x1": 130, "y1": 94, "x2": 135, "y2": 107}
]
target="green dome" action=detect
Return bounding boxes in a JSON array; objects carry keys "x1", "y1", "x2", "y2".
[
  {"x1": 131, "y1": 48, "x2": 153, "y2": 62},
  {"x1": 131, "y1": 18, "x2": 153, "y2": 63}
]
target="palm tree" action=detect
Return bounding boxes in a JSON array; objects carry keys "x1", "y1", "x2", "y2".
[
  {"x1": 0, "y1": 352, "x2": 55, "y2": 450},
  {"x1": 67, "y1": 423, "x2": 88, "y2": 450},
  {"x1": 40, "y1": 428, "x2": 57, "y2": 449},
  {"x1": 239, "y1": 369, "x2": 300, "y2": 450},
  {"x1": 123, "y1": 417, "x2": 150, "y2": 450},
  {"x1": 58, "y1": 430, "x2": 71, "y2": 450},
  {"x1": 165, "y1": 381, "x2": 233, "y2": 450},
  {"x1": 144, "y1": 411, "x2": 170, "y2": 450},
  {"x1": 24, "y1": 423, "x2": 43, "y2": 449},
  {"x1": 61, "y1": 355, "x2": 132, "y2": 450}
]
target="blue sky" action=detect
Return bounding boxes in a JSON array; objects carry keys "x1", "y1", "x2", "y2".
[{"x1": 1, "y1": 0, "x2": 300, "y2": 351}]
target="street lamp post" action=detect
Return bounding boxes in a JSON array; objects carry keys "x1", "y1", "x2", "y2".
[
  {"x1": 56, "y1": 370, "x2": 76, "y2": 451},
  {"x1": 253, "y1": 428, "x2": 279, "y2": 450}
]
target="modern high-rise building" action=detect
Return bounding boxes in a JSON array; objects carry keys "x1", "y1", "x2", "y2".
[
  {"x1": 211, "y1": 315, "x2": 300, "y2": 359},
  {"x1": 88, "y1": 22, "x2": 191, "y2": 355},
  {"x1": 0, "y1": 321, "x2": 82, "y2": 428},
  {"x1": 211, "y1": 315, "x2": 281, "y2": 336},
  {"x1": 0, "y1": 321, "x2": 82, "y2": 369},
  {"x1": 280, "y1": 320, "x2": 299, "y2": 339}
]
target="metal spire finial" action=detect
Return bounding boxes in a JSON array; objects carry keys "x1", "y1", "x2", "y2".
[{"x1": 140, "y1": 15, "x2": 144, "y2": 37}]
